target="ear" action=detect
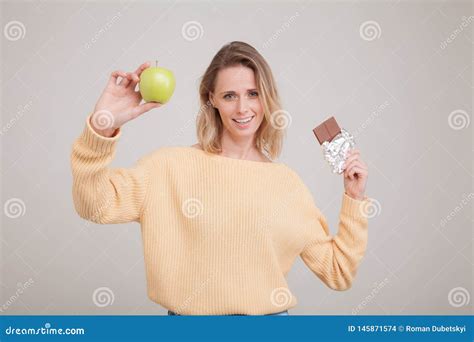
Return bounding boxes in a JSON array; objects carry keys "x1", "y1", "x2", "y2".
[{"x1": 209, "y1": 92, "x2": 216, "y2": 107}]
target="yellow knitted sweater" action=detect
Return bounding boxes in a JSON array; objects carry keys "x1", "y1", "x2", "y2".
[{"x1": 70, "y1": 115, "x2": 370, "y2": 315}]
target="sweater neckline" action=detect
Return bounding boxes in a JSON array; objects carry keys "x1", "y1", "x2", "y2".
[{"x1": 183, "y1": 146, "x2": 285, "y2": 167}]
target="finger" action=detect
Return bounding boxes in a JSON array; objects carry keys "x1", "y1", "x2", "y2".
[
  {"x1": 344, "y1": 167, "x2": 357, "y2": 180},
  {"x1": 119, "y1": 72, "x2": 132, "y2": 87},
  {"x1": 347, "y1": 165, "x2": 367, "y2": 180},
  {"x1": 344, "y1": 161, "x2": 355, "y2": 179},
  {"x1": 108, "y1": 70, "x2": 127, "y2": 86},
  {"x1": 344, "y1": 160, "x2": 362, "y2": 177},
  {"x1": 343, "y1": 154, "x2": 363, "y2": 173},
  {"x1": 344, "y1": 160, "x2": 355, "y2": 174},
  {"x1": 346, "y1": 149, "x2": 360, "y2": 159},
  {"x1": 349, "y1": 166, "x2": 366, "y2": 180},
  {"x1": 127, "y1": 72, "x2": 140, "y2": 89},
  {"x1": 343, "y1": 154, "x2": 360, "y2": 169},
  {"x1": 344, "y1": 164, "x2": 357, "y2": 180},
  {"x1": 348, "y1": 159, "x2": 368, "y2": 171},
  {"x1": 135, "y1": 61, "x2": 151, "y2": 77},
  {"x1": 351, "y1": 148, "x2": 360, "y2": 154},
  {"x1": 132, "y1": 101, "x2": 163, "y2": 118},
  {"x1": 345, "y1": 165, "x2": 358, "y2": 180},
  {"x1": 346, "y1": 160, "x2": 364, "y2": 172},
  {"x1": 348, "y1": 148, "x2": 360, "y2": 155}
]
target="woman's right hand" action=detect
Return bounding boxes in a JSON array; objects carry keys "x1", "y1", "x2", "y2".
[{"x1": 90, "y1": 61, "x2": 163, "y2": 137}]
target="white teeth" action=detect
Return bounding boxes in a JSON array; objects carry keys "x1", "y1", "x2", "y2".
[{"x1": 234, "y1": 116, "x2": 253, "y2": 124}]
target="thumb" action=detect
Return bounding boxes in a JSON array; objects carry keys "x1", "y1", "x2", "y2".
[{"x1": 133, "y1": 102, "x2": 163, "y2": 118}]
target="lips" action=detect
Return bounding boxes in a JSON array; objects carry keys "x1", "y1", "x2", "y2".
[{"x1": 232, "y1": 116, "x2": 255, "y2": 124}]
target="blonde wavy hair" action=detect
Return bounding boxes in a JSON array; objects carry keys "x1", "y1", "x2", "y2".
[{"x1": 196, "y1": 41, "x2": 285, "y2": 160}]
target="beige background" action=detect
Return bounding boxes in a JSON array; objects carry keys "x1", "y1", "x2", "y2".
[{"x1": 1, "y1": 0, "x2": 472, "y2": 315}]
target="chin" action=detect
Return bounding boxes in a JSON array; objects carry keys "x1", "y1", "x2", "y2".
[
  {"x1": 233, "y1": 130, "x2": 257, "y2": 138},
  {"x1": 226, "y1": 121, "x2": 260, "y2": 137}
]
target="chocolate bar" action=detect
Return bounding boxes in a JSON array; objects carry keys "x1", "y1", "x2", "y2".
[
  {"x1": 312, "y1": 116, "x2": 356, "y2": 174},
  {"x1": 312, "y1": 116, "x2": 341, "y2": 145}
]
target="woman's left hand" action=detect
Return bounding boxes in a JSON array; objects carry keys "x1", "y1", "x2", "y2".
[{"x1": 343, "y1": 148, "x2": 369, "y2": 200}]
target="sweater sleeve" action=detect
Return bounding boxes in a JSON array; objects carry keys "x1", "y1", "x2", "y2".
[
  {"x1": 70, "y1": 114, "x2": 152, "y2": 224},
  {"x1": 299, "y1": 191, "x2": 370, "y2": 291}
]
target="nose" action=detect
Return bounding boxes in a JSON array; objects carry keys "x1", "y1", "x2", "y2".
[{"x1": 237, "y1": 97, "x2": 249, "y2": 114}]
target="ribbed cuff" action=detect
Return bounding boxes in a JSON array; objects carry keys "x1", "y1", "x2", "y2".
[
  {"x1": 81, "y1": 113, "x2": 122, "y2": 154},
  {"x1": 341, "y1": 192, "x2": 371, "y2": 218}
]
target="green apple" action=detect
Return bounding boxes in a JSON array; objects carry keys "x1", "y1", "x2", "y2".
[{"x1": 139, "y1": 61, "x2": 176, "y2": 103}]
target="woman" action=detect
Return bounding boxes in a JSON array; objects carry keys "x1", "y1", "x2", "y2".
[{"x1": 71, "y1": 41, "x2": 370, "y2": 316}]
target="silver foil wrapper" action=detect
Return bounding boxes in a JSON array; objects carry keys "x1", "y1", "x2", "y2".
[{"x1": 321, "y1": 128, "x2": 356, "y2": 174}]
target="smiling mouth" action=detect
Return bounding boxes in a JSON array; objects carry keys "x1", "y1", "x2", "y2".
[{"x1": 232, "y1": 116, "x2": 255, "y2": 124}]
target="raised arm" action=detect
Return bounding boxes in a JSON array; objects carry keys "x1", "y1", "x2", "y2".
[
  {"x1": 300, "y1": 193, "x2": 370, "y2": 291},
  {"x1": 71, "y1": 61, "x2": 166, "y2": 224},
  {"x1": 71, "y1": 117, "x2": 153, "y2": 224}
]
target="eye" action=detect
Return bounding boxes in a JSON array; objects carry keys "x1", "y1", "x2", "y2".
[
  {"x1": 223, "y1": 93, "x2": 236, "y2": 100},
  {"x1": 249, "y1": 91, "x2": 259, "y2": 97}
]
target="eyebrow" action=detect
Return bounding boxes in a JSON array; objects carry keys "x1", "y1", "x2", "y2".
[{"x1": 219, "y1": 89, "x2": 258, "y2": 95}]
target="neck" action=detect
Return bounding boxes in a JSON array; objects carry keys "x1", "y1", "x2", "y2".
[{"x1": 219, "y1": 130, "x2": 261, "y2": 161}]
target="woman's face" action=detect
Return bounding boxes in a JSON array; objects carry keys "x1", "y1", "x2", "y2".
[{"x1": 210, "y1": 65, "x2": 264, "y2": 139}]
